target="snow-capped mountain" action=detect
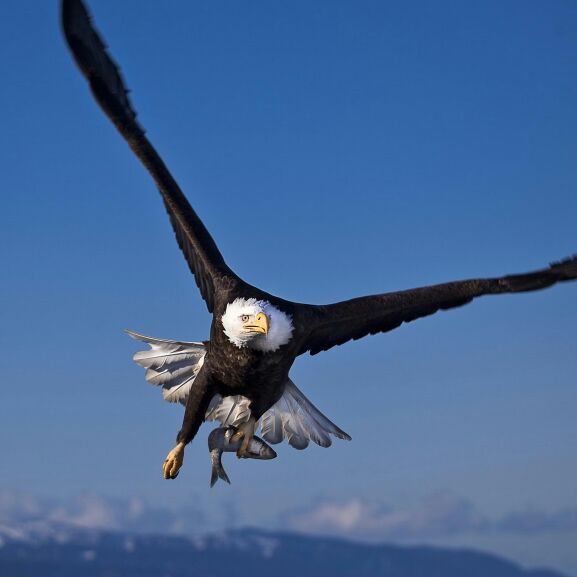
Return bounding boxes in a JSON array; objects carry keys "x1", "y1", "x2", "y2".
[{"x1": 0, "y1": 522, "x2": 570, "y2": 577}]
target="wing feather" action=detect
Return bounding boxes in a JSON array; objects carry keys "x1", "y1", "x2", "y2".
[
  {"x1": 61, "y1": 0, "x2": 242, "y2": 311},
  {"x1": 298, "y1": 256, "x2": 577, "y2": 356}
]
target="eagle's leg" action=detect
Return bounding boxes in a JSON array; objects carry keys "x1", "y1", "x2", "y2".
[
  {"x1": 232, "y1": 416, "x2": 256, "y2": 459},
  {"x1": 163, "y1": 366, "x2": 214, "y2": 479}
]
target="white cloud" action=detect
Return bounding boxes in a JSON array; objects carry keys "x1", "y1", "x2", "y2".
[
  {"x1": 284, "y1": 492, "x2": 487, "y2": 540},
  {"x1": 282, "y1": 492, "x2": 577, "y2": 541},
  {"x1": 0, "y1": 491, "x2": 205, "y2": 535},
  {"x1": 1, "y1": 489, "x2": 575, "y2": 542}
]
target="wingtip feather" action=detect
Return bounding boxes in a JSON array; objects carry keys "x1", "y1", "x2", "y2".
[{"x1": 550, "y1": 254, "x2": 577, "y2": 279}]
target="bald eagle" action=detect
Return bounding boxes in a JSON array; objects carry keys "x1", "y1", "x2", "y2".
[{"x1": 62, "y1": 0, "x2": 577, "y2": 480}]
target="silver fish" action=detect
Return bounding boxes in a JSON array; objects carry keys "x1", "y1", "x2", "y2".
[{"x1": 208, "y1": 426, "x2": 277, "y2": 487}]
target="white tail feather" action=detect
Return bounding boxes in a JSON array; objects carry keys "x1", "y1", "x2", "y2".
[
  {"x1": 259, "y1": 380, "x2": 351, "y2": 449},
  {"x1": 205, "y1": 395, "x2": 252, "y2": 426},
  {"x1": 283, "y1": 380, "x2": 351, "y2": 443},
  {"x1": 260, "y1": 405, "x2": 284, "y2": 445},
  {"x1": 127, "y1": 330, "x2": 206, "y2": 405}
]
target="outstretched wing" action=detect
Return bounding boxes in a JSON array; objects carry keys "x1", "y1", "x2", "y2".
[
  {"x1": 298, "y1": 256, "x2": 577, "y2": 356},
  {"x1": 61, "y1": 0, "x2": 241, "y2": 312}
]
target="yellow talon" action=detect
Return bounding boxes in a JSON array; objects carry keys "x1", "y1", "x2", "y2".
[
  {"x1": 233, "y1": 417, "x2": 256, "y2": 458},
  {"x1": 163, "y1": 442, "x2": 185, "y2": 479}
]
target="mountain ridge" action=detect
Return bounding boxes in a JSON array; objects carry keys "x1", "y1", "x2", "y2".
[{"x1": 0, "y1": 522, "x2": 571, "y2": 577}]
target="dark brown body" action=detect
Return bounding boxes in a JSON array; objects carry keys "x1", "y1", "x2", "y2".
[{"x1": 177, "y1": 296, "x2": 302, "y2": 445}]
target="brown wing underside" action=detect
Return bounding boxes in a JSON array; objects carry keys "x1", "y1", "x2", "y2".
[
  {"x1": 61, "y1": 0, "x2": 240, "y2": 312},
  {"x1": 298, "y1": 256, "x2": 577, "y2": 356}
]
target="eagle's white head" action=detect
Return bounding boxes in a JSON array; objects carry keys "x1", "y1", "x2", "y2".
[{"x1": 221, "y1": 298, "x2": 294, "y2": 352}]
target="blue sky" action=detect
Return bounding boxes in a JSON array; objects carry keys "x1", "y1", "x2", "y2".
[{"x1": 1, "y1": 0, "x2": 576, "y2": 573}]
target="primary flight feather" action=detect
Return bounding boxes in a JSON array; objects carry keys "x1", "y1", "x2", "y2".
[{"x1": 62, "y1": 0, "x2": 577, "y2": 481}]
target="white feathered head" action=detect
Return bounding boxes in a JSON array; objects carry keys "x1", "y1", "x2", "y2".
[{"x1": 221, "y1": 298, "x2": 293, "y2": 352}]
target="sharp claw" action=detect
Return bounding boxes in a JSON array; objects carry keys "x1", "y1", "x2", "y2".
[
  {"x1": 236, "y1": 430, "x2": 253, "y2": 459},
  {"x1": 236, "y1": 447, "x2": 248, "y2": 459}
]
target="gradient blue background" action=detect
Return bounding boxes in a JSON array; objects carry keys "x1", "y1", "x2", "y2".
[{"x1": 1, "y1": 0, "x2": 576, "y2": 573}]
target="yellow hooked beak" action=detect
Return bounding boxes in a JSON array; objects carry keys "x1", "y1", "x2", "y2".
[{"x1": 243, "y1": 312, "x2": 269, "y2": 335}]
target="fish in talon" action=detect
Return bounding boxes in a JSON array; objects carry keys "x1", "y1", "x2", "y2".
[{"x1": 208, "y1": 427, "x2": 277, "y2": 487}]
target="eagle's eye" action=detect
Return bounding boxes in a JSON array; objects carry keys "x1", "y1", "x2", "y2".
[{"x1": 241, "y1": 315, "x2": 250, "y2": 323}]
